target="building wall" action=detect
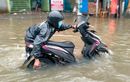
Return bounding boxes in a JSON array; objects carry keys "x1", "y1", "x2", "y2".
[
  {"x1": 0, "y1": 0, "x2": 9, "y2": 13},
  {"x1": 10, "y1": 0, "x2": 31, "y2": 13}
]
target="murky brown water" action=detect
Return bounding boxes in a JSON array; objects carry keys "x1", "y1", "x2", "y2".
[{"x1": 0, "y1": 13, "x2": 130, "y2": 82}]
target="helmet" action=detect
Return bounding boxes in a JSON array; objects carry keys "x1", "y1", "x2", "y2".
[{"x1": 47, "y1": 11, "x2": 64, "y2": 28}]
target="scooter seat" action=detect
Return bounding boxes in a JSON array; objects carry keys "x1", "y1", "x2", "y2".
[{"x1": 47, "y1": 41, "x2": 75, "y2": 48}]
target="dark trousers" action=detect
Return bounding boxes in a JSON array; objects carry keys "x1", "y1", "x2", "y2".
[{"x1": 25, "y1": 41, "x2": 33, "y2": 55}]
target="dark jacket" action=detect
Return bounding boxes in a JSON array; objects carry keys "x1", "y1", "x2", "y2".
[{"x1": 25, "y1": 21, "x2": 72, "y2": 58}]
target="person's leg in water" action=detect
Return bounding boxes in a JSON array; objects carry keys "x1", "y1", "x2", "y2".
[
  {"x1": 25, "y1": 42, "x2": 33, "y2": 57},
  {"x1": 25, "y1": 41, "x2": 41, "y2": 70}
]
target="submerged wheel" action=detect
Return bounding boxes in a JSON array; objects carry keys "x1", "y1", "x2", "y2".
[
  {"x1": 27, "y1": 59, "x2": 35, "y2": 69},
  {"x1": 96, "y1": 46, "x2": 112, "y2": 58}
]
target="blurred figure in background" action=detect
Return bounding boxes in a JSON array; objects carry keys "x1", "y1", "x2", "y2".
[
  {"x1": 31, "y1": 0, "x2": 41, "y2": 12},
  {"x1": 73, "y1": 0, "x2": 89, "y2": 23}
]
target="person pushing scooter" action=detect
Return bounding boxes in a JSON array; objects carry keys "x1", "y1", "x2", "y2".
[{"x1": 24, "y1": 11, "x2": 76, "y2": 70}]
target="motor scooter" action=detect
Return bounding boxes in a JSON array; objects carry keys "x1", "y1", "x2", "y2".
[
  {"x1": 73, "y1": 20, "x2": 111, "y2": 59},
  {"x1": 21, "y1": 41, "x2": 76, "y2": 69},
  {"x1": 21, "y1": 17, "x2": 111, "y2": 69}
]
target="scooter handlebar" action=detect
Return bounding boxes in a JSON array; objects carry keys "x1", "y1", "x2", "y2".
[{"x1": 73, "y1": 21, "x2": 96, "y2": 33}]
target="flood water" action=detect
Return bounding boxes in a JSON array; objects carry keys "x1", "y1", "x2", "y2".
[{"x1": 0, "y1": 13, "x2": 130, "y2": 82}]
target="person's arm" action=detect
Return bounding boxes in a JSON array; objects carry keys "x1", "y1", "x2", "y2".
[
  {"x1": 58, "y1": 23, "x2": 75, "y2": 31},
  {"x1": 31, "y1": 27, "x2": 49, "y2": 58},
  {"x1": 31, "y1": 27, "x2": 49, "y2": 69}
]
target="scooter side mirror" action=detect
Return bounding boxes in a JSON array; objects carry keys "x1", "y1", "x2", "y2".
[
  {"x1": 86, "y1": 22, "x2": 90, "y2": 25},
  {"x1": 90, "y1": 30, "x2": 96, "y2": 33},
  {"x1": 73, "y1": 28, "x2": 78, "y2": 33}
]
